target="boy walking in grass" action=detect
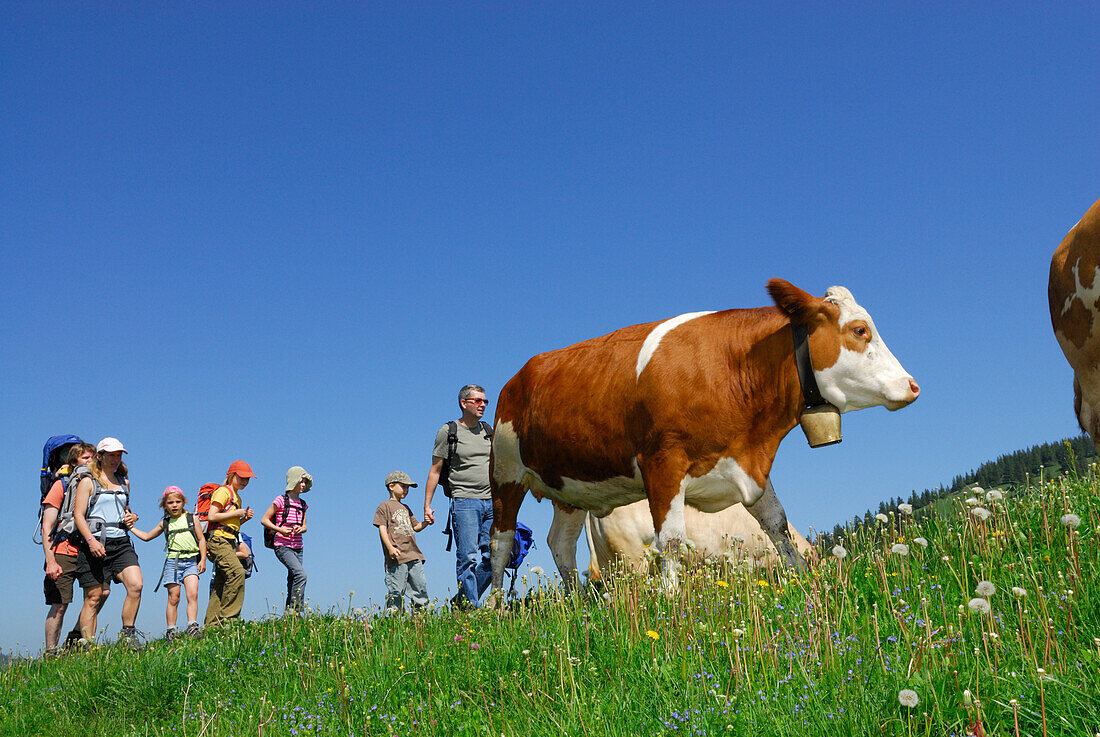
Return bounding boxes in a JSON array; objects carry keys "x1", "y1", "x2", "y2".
[{"x1": 373, "y1": 471, "x2": 432, "y2": 612}]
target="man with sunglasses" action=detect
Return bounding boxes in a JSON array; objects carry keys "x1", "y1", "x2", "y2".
[{"x1": 423, "y1": 384, "x2": 494, "y2": 608}]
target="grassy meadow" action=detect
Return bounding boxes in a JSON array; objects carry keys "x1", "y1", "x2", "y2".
[{"x1": 2, "y1": 468, "x2": 1098, "y2": 737}]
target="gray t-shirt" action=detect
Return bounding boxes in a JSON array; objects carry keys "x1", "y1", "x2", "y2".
[{"x1": 433, "y1": 421, "x2": 492, "y2": 499}]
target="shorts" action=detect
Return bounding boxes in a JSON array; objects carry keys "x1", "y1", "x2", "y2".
[
  {"x1": 44, "y1": 553, "x2": 78, "y2": 605},
  {"x1": 75, "y1": 536, "x2": 140, "y2": 589},
  {"x1": 161, "y1": 555, "x2": 200, "y2": 586}
]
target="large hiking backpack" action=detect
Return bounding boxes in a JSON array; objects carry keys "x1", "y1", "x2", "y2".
[
  {"x1": 439, "y1": 420, "x2": 493, "y2": 498},
  {"x1": 34, "y1": 435, "x2": 83, "y2": 544},
  {"x1": 52, "y1": 466, "x2": 130, "y2": 545}
]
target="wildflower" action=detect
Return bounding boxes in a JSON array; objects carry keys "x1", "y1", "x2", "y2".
[
  {"x1": 348, "y1": 590, "x2": 356, "y2": 597},
  {"x1": 975, "y1": 581, "x2": 996, "y2": 597},
  {"x1": 891, "y1": 543, "x2": 909, "y2": 556},
  {"x1": 454, "y1": 635, "x2": 463, "y2": 642},
  {"x1": 913, "y1": 537, "x2": 928, "y2": 548},
  {"x1": 1012, "y1": 586, "x2": 1027, "y2": 599},
  {"x1": 971, "y1": 486, "x2": 985, "y2": 496},
  {"x1": 522, "y1": 649, "x2": 530, "y2": 656},
  {"x1": 832, "y1": 545, "x2": 847, "y2": 559},
  {"x1": 729, "y1": 534, "x2": 745, "y2": 546},
  {"x1": 970, "y1": 507, "x2": 992, "y2": 521},
  {"x1": 898, "y1": 689, "x2": 919, "y2": 708},
  {"x1": 986, "y1": 490, "x2": 1003, "y2": 502},
  {"x1": 731, "y1": 629, "x2": 745, "y2": 639},
  {"x1": 876, "y1": 513, "x2": 888, "y2": 523},
  {"x1": 646, "y1": 630, "x2": 660, "y2": 641},
  {"x1": 898, "y1": 503, "x2": 913, "y2": 515},
  {"x1": 965, "y1": 497, "x2": 979, "y2": 507},
  {"x1": 967, "y1": 597, "x2": 991, "y2": 615},
  {"x1": 470, "y1": 643, "x2": 480, "y2": 651},
  {"x1": 715, "y1": 580, "x2": 729, "y2": 588},
  {"x1": 529, "y1": 566, "x2": 545, "y2": 576},
  {"x1": 1060, "y1": 513, "x2": 1081, "y2": 529}
]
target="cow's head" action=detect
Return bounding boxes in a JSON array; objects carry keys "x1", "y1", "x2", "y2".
[{"x1": 768, "y1": 279, "x2": 920, "y2": 413}]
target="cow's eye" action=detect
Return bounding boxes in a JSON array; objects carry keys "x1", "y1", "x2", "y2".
[{"x1": 853, "y1": 326, "x2": 868, "y2": 338}]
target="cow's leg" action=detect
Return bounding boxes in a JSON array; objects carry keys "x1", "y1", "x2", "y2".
[
  {"x1": 744, "y1": 477, "x2": 804, "y2": 570},
  {"x1": 547, "y1": 501, "x2": 586, "y2": 594},
  {"x1": 486, "y1": 480, "x2": 525, "y2": 610},
  {"x1": 640, "y1": 454, "x2": 690, "y2": 590}
]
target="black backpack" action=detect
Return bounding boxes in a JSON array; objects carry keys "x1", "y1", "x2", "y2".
[
  {"x1": 263, "y1": 494, "x2": 303, "y2": 549},
  {"x1": 438, "y1": 420, "x2": 493, "y2": 498}
]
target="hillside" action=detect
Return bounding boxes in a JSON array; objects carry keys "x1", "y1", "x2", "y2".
[{"x1": 2, "y1": 463, "x2": 1097, "y2": 736}]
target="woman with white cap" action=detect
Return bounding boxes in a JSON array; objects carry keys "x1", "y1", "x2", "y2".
[
  {"x1": 261, "y1": 466, "x2": 311, "y2": 613},
  {"x1": 72, "y1": 437, "x2": 144, "y2": 647}
]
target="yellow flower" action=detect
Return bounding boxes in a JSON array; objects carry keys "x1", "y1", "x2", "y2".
[
  {"x1": 646, "y1": 630, "x2": 660, "y2": 640},
  {"x1": 756, "y1": 580, "x2": 770, "y2": 587},
  {"x1": 716, "y1": 580, "x2": 729, "y2": 588}
]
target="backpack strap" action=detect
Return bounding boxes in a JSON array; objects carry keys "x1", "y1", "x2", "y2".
[
  {"x1": 447, "y1": 420, "x2": 459, "y2": 465},
  {"x1": 480, "y1": 420, "x2": 494, "y2": 439},
  {"x1": 279, "y1": 494, "x2": 291, "y2": 527}
]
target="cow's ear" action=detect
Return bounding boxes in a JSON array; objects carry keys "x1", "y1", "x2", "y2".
[{"x1": 767, "y1": 279, "x2": 821, "y2": 325}]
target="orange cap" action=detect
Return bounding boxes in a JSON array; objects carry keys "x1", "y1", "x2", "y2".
[{"x1": 226, "y1": 460, "x2": 256, "y2": 478}]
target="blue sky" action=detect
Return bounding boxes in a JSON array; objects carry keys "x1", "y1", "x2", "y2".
[{"x1": 2, "y1": 3, "x2": 1098, "y2": 654}]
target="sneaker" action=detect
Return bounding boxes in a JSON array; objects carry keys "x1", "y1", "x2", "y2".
[
  {"x1": 118, "y1": 626, "x2": 145, "y2": 651},
  {"x1": 185, "y1": 622, "x2": 202, "y2": 639},
  {"x1": 164, "y1": 627, "x2": 178, "y2": 642}
]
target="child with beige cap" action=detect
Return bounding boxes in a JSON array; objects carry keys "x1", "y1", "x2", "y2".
[
  {"x1": 261, "y1": 466, "x2": 312, "y2": 613},
  {"x1": 373, "y1": 471, "x2": 432, "y2": 612}
]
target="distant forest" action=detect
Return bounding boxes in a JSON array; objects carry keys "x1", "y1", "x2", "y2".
[{"x1": 818, "y1": 434, "x2": 1097, "y2": 547}]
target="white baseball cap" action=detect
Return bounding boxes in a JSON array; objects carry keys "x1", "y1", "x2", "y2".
[{"x1": 96, "y1": 437, "x2": 127, "y2": 453}]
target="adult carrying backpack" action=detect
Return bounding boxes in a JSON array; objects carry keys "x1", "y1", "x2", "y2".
[
  {"x1": 34, "y1": 435, "x2": 83, "y2": 544},
  {"x1": 52, "y1": 466, "x2": 130, "y2": 545},
  {"x1": 439, "y1": 420, "x2": 493, "y2": 498}
]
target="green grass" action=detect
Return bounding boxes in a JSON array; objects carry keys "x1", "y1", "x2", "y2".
[{"x1": 3, "y1": 471, "x2": 1099, "y2": 736}]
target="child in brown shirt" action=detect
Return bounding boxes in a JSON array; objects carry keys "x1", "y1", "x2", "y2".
[{"x1": 372, "y1": 471, "x2": 432, "y2": 612}]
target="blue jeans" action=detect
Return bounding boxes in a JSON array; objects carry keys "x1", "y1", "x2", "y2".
[
  {"x1": 274, "y1": 546, "x2": 307, "y2": 611},
  {"x1": 384, "y1": 559, "x2": 429, "y2": 611},
  {"x1": 451, "y1": 497, "x2": 493, "y2": 607}
]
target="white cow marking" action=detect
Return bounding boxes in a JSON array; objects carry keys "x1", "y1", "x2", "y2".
[{"x1": 635, "y1": 311, "x2": 715, "y2": 379}]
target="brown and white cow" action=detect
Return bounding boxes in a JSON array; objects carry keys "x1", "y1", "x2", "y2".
[
  {"x1": 584, "y1": 500, "x2": 813, "y2": 580},
  {"x1": 1049, "y1": 196, "x2": 1100, "y2": 451},
  {"x1": 487, "y1": 279, "x2": 920, "y2": 594}
]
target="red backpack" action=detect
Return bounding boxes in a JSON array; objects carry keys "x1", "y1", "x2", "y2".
[{"x1": 194, "y1": 482, "x2": 226, "y2": 536}]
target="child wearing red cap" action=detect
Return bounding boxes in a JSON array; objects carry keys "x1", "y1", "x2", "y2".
[
  {"x1": 203, "y1": 461, "x2": 256, "y2": 626},
  {"x1": 132, "y1": 486, "x2": 207, "y2": 639}
]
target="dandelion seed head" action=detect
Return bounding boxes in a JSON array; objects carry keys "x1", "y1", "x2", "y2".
[
  {"x1": 967, "y1": 597, "x2": 991, "y2": 615},
  {"x1": 1060, "y1": 513, "x2": 1081, "y2": 529},
  {"x1": 1012, "y1": 586, "x2": 1027, "y2": 599},
  {"x1": 529, "y1": 566, "x2": 545, "y2": 576},
  {"x1": 970, "y1": 507, "x2": 992, "y2": 521},
  {"x1": 898, "y1": 689, "x2": 919, "y2": 708},
  {"x1": 986, "y1": 490, "x2": 1003, "y2": 502},
  {"x1": 831, "y1": 545, "x2": 847, "y2": 559},
  {"x1": 965, "y1": 497, "x2": 980, "y2": 507},
  {"x1": 975, "y1": 581, "x2": 996, "y2": 597},
  {"x1": 891, "y1": 543, "x2": 909, "y2": 556},
  {"x1": 898, "y1": 503, "x2": 913, "y2": 515},
  {"x1": 875, "y1": 513, "x2": 888, "y2": 523},
  {"x1": 913, "y1": 537, "x2": 928, "y2": 548}
]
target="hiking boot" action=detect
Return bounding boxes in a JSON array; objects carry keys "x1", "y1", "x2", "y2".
[
  {"x1": 43, "y1": 647, "x2": 62, "y2": 660},
  {"x1": 62, "y1": 628, "x2": 83, "y2": 650},
  {"x1": 185, "y1": 622, "x2": 202, "y2": 639},
  {"x1": 164, "y1": 627, "x2": 178, "y2": 642},
  {"x1": 118, "y1": 626, "x2": 145, "y2": 651}
]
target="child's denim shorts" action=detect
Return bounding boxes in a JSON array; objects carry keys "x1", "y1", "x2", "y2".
[{"x1": 162, "y1": 555, "x2": 201, "y2": 585}]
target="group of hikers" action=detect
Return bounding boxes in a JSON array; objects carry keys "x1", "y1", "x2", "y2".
[{"x1": 38, "y1": 384, "x2": 515, "y2": 654}]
